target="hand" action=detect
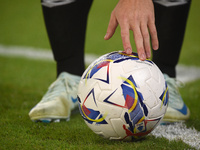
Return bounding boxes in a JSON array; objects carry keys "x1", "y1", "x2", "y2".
[{"x1": 104, "y1": 0, "x2": 159, "y2": 60}]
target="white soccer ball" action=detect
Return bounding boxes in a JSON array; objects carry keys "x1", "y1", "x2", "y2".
[{"x1": 78, "y1": 51, "x2": 168, "y2": 141}]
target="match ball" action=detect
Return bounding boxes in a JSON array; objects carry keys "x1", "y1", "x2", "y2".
[{"x1": 78, "y1": 51, "x2": 168, "y2": 141}]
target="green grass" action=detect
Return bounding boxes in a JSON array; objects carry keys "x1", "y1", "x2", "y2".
[
  {"x1": 179, "y1": 0, "x2": 200, "y2": 66},
  {"x1": 0, "y1": 0, "x2": 200, "y2": 149},
  {"x1": 0, "y1": 55, "x2": 196, "y2": 149}
]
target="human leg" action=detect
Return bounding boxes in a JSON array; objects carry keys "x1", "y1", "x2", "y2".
[
  {"x1": 153, "y1": 0, "x2": 191, "y2": 77},
  {"x1": 42, "y1": 0, "x2": 93, "y2": 76},
  {"x1": 153, "y1": 0, "x2": 191, "y2": 122},
  {"x1": 29, "y1": 0, "x2": 93, "y2": 122}
]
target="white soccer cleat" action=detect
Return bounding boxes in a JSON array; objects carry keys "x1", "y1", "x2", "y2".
[
  {"x1": 29, "y1": 72, "x2": 81, "y2": 123},
  {"x1": 162, "y1": 74, "x2": 190, "y2": 123}
]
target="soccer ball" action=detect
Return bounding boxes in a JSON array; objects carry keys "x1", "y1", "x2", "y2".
[{"x1": 78, "y1": 51, "x2": 168, "y2": 141}]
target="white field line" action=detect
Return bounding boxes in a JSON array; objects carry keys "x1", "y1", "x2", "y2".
[
  {"x1": 1, "y1": 45, "x2": 200, "y2": 83},
  {"x1": 151, "y1": 123, "x2": 200, "y2": 150},
  {"x1": 0, "y1": 45, "x2": 200, "y2": 149}
]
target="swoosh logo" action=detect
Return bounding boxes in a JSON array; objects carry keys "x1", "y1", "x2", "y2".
[
  {"x1": 71, "y1": 97, "x2": 77, "y2": 103},
  {"x1": 173, "y1": 103, "x2": 188, "y2": 115}
]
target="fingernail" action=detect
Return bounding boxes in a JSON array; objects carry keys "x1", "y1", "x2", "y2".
[
  {"x1": 104, "y1": 33, "x2": 108, "y2": 39},
  {"x1": 147, "y1": 52, "x2": 151, "y2": 58},
  {"x1": 153, "y1": 45, "x2": 159, "y2": 50},
  {"x1": 126, "y1": 48, "x2": 132, "y2": 54},
  {"x1": 140, "y1": 54, "x2": 146, "y2": 60}
]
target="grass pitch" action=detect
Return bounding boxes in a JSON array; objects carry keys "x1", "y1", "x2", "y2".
[
  {"x1": 0, "y1": 56, "x2": 197, "y2": 149},
  {"x1": 0, "y1": 0, "x2": 200, "y2": 149}
]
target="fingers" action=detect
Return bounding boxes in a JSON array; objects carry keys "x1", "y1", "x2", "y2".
[
  {"x1": 104, "y1": 12, "x2": 132, "y2": 55},
  {"x1": 132, "y1": 25, "x2": 147, "y2": 61},
  {"x1": 121, "y1": 25, "x2": 132, "y2": 54},
  {"x1": 105, "y1": 1, "x2": 159, "y2": 61},
  {"x1": 141, "y1": 22, "x2": 151, "y2": 59},
  {"x1": 148, "y1": 20, "x2": 159, "y2": 51},
  {"x1": 131, "y1": 22, "x2": 157, "y2": 60},
  {"x1": 104, "y1": 12, "x2": 118, "y2": 40},
  {"x1": 127, "y1": 20, "x2": 158, "y2": 60}
]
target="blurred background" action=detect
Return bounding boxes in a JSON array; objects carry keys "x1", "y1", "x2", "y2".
[{"x1": 0, "y1": 0, "x2": 199, "y2": 65}]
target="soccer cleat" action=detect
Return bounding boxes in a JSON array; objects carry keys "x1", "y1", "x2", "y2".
[
  {"x1": 29, "y1": 72, "x2": 81, "y2": 123},
  {"x1": 162, "y1": 74, "x2": 190, "y2": 123}
]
